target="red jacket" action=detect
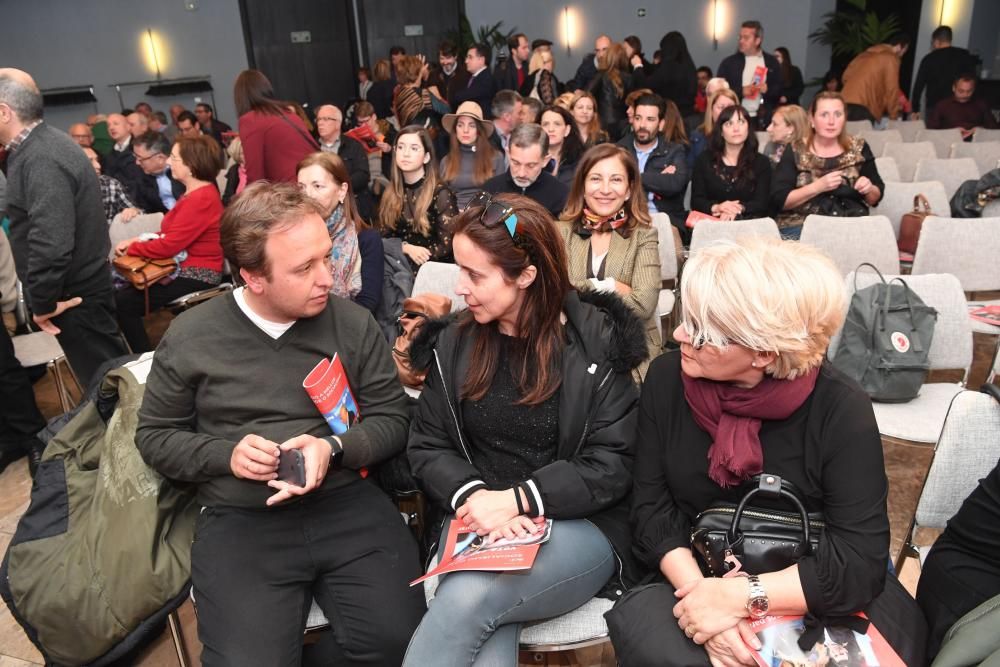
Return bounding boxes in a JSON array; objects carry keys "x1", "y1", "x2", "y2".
[
  {"x1": 128, "y1": 185, "x2": 223, "y2": 272},
  {"x1": 238, "y1": 109, "x2": 319, "y2": 184}
]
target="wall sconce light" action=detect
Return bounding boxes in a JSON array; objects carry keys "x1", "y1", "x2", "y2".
[
  {"x1": 563, "y1": 6, "x2": 572, "y2": 58},
  {"x1": 713, "y1": 0, "x2": 719, "y2": 50},
  {"x1": 708, "y1": 0, "x2": 727, "y2": 50},
  {"x1": 141, "y1": 28, "x2": 169, "y2": 79}
]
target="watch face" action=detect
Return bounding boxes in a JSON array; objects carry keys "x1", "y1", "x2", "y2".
[{"x1": 749, "y1": 597, "x2": 769, "y2": 618}]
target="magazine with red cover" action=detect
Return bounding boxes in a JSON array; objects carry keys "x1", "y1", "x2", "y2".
[
  {"x1": 748, "y1": 65, "x2": 768, "y2": 99},
  {"x1": 410, "y1": 518, "x2": 554, "y2": 586},
  {"x1": 686, "y1": 210, "x2": 722, "y2": 228},
  {"x1": 747, "y1": 614, "x2": 904, "y2": 667},
  {"x1": 969, "y1": 305, "x2": 1000, "y2": 327},
  {"x1": 303, "y1": 354, "x2": 360, "y2": 435}
]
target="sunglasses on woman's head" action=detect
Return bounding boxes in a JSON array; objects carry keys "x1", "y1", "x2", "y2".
[{"x1": 468, "y1": 191, "x2": 524, "y2": 241}]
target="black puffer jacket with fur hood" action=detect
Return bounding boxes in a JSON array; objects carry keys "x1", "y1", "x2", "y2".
[{"x1": 407, "y1": 289, "x2": 649, "y2": 594}]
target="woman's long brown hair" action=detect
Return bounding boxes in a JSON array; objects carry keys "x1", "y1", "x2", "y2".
[
  {"x1": 441, "y1": 118, "x2": 499, "y2": 186},
  {"x1": 455, "y1": 194, "x2": 570, "y2": 406},
  {"x1": 296, "y1": 152, "x2": 369, "y2": 230},
  {"x1": 378, "y1": 126, "x2": 439, "y2": 236},
  {"x1": 560, "y1": 143, "x2": 652, "y2": 230}
]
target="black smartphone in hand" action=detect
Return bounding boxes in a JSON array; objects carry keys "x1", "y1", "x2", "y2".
[{"x1": 277, "y1": 449, "x2": 306, "y2": 488}]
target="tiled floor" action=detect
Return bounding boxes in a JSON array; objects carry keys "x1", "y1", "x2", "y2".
[{"x1": 0, "y1": 318, "x2": 996, "y2": 666}]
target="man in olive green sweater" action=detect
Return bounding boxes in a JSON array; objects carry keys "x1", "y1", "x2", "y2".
[{"x1": 135, "y1": 182, "x2": 424, "y2": 666}]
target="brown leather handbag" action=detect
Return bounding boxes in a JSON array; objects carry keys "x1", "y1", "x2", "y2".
[
  {"x1": 112, "y1": 255, "x2": 177, "y2": 314},
  {"x1": 392, "y1": 293, "x2": 452, "y2": 389},
  {"x1": 897, "y1": 194, "x2": 933, "y2": 255}
]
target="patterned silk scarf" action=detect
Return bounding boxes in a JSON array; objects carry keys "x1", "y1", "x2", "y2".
[{"x1": 326, "y1": 206, "x2": 360, "y2": 299}]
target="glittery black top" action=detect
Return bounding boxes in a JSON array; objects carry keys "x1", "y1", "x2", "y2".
[{"x1": 461, "y1": 336, "x2": 560, "y2": 489}]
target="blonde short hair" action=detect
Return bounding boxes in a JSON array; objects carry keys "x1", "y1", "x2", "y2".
[
  {"x1": 680, "y1": 238, "x2": 846, "y2": 379},
  {"x1": 773, "y1": 104, "x2": 809, "y2": 145}
]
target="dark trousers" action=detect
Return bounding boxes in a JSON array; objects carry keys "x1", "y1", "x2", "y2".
[
  {"x1": 192, "y1": 478, "x2": 426, "y2": 667},
  {"x1": 114, "y1": 277, "x2": 213, "y2": 353},
  {"x1": 0, "y1": 327, "x2": 46, "y2": 451},
  {"x1": 50, "y1": 285, "x2": 128, "y2": 390},
  {"x1": 606, "y1": 573, "x2": 927, "y2": 667}
]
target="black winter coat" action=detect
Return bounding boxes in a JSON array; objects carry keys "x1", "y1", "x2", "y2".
[{"x1": 407, "y1": 290, "x2": 649, "y2": 592}]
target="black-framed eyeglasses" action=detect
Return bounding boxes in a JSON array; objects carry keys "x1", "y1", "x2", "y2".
[{"x1": 467, "y1": 191, "x2": 522, "y2": 240}]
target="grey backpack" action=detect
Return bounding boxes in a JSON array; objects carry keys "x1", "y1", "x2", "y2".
[{"x1": 832, "y1": 264, "x2": 938, "y2": 403}]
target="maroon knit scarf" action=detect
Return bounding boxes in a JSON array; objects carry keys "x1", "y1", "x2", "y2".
[{"x1": 681, "y1": 367, "x2": 819, "y2": 487}]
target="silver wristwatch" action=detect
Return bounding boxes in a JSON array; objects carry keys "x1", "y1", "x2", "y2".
[{"x1": 746, "y1": 574, "x2": 769, "y2": 619}]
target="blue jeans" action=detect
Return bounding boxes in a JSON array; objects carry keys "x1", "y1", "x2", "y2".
[{"x1": 402, "y1": 519, "x2": 615, "y2": 667}]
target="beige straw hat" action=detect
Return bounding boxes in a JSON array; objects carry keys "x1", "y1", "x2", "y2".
[{"x1": 441, "y1": 101, "x2": 495, "y2": 137}]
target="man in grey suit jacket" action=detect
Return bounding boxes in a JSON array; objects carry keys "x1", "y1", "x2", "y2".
[{"x1": 0, "y1": 68, "x2": 127, "y2": 388}]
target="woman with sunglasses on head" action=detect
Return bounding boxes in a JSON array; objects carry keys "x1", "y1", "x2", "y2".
[
  {"x1": 404, "y1": 192, "x2": 647, "y2": 667},
  {"x1": 690, "y1": 105, "x2": 772, "y2": 221},
  {"x1": 439, "y1": 102, "x2": 505, "y2": 209},
  {"x1": 559, "y1": 144, "x2": 662, "y2": 381},
  {"x1": 297, "y1": 152, "x2": 383, "y2": 312},
  {"x1": 606, "y1": 238, "x2": 927, "y2": 667},
  {"x1": 539, "y1": 105, "x2": 585, "y2": 187},
  {"x1": 378, "y1": 125, "x2": 459, "y2": 268}
]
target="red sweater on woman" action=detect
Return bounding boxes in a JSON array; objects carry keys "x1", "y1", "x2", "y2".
[
  {"x1": 239, "y1": 109, "x2": 319, "y2": 183},
  {"x1": 127, "y1": 185, "x2": 224, "y2": 272}
]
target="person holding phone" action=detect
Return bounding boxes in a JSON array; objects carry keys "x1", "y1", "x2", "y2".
[
  {"x1": 135, "y1": 182, "x2": 425, "y2": 666},
  {"x1": 403, "y1": 192, "x2": 647, "y2": 666}
]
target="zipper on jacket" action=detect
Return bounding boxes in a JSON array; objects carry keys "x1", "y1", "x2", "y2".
[
  {"x1": 571, "y1": 368, "x2": 613, "y2": 458},
  {"x1": 434, "y1": 349, "x2": 473, "y2": 464}
]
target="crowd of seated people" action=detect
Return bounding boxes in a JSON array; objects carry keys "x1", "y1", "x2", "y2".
[{"x1": 2, "y1": 12, "x2": 999, "y2": 665}]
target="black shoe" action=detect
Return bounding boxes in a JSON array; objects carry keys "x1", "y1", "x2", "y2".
[{"x1": 24, "y1": 437, "x2": 46, "y2": 478}]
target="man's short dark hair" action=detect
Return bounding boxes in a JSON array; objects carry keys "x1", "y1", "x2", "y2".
[
  {"x1": 955, "y1": 73, "x2": 976, "y2": 85},
  {"x1": 195, "y1": 102, "x2": 214, "y2": 116},
  {"x1": 177, "y1": 110, "x2": 198, "y2": 126},
  {"x1": 134, "y1": 130, "x2": 172, "y2": 156},
  {"x1": 932, "y1": 26, "x2": 953, "y2": 43},
  {"x1": 634, "y1": 93, "x2": 666, "y2": 120},
  {"x1": 439, "y1": 39, "x2": 457, "y2": 58},
  {"x1": 492, "y1": 90, "x2": 522, "y2": 118},
  {"x1": 888, "y1": 33, "x2": 911, "y2": 49},
  {"x1": 135, "y1": 101, "x2": 153, "y2": 112},
  {"x1": 509, "y1": 122, "x2": 548, "y2": 155},
  {"x1": 507, "y1": 33, "x2": 526, "y2": 53},
  {"x1": 742, "y1": 21, "x2": 763, "y2": 39},
  {"x1": 697, "y1": 66, "x2": 713, "y2": 77},
  {"x1": 389, "y1": 45, "x2": 406, "y2": 56},
  {"x1": 152, "y1": 110, "x2": 168, "y2": 124},
  {"x1": 469, "y1": 43, "x2": 491, "y2": 65},
  {"x1": 0, "y1": 73, "x2": 43, "y2": 122}
]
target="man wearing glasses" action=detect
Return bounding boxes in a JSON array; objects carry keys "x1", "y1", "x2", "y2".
[
  {"x1": 125, "y1": 131, "x2": 185, "y2": 218},
  {"x1": 315, "y1": 104, "x2": 371, "y2": 217}
]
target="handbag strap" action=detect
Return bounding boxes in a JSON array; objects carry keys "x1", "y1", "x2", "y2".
[
  {"x1": 912, "y1": 193, "x2": 931, "y2": 214},
  {"x1": 728, "y1": 474, "x2": 813, "y2": 548},
  {"x1": 278, "y1": 112, "x2": 320, "y2": 151},
  {"x1": 852, "y1": 261, "x2": 887, "y2": 293}
]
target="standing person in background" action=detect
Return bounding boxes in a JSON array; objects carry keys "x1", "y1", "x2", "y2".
[
  {"x1": 367, "y1": 59, "x2": 395, "y2": 121},
  {"x1": 451, "y1": 44, "x2": 497, "y2": 119},
  {"x1": 494, "y1": 33, "x2": 532, "y2": 96},
  {"x1": 427, "y1": 40, "x2": 470, "y2": 110},
  {"x1": 235, "y1": 69, "x2": 319, "y2": 184},
  {"x1": 633, "y1": 32, "x2": 698, "y2": 119},
  {"x1": 841, "y1": 34, "x2": 910, "y2": 122},
  {"x1": 588, "y1": 43, "x2": 632, "y2": 143},
  {"x1": 912, "y1": 26, "x2": 978, "y2": 120},
  {"x1": 717, "y1": 21, "x2": 783, "y2": 129},
  {"x1": 624, "y1": 36, "x2": 650, "y2": 72},
  {"x1": 392, "y1": 56, "x2": 438, "y2": 129},
  {"x1": 695, "y1": 66, "x2": 713, "y2": 114},
  {"x1": 378, "y1": 126, "x2": 459, "y2": 268},
  {"x1": 567, "y1": 34, "x2": 612, "y2": 93},
  {"x1": 439, "y1": 102, "x2": 504, "y2": 209},
  {"x1": 357, "y1": 67, "x2": 372, "y2": 100},
  {"x1": 0, "y1": 68, "x2": 128, "y2": 387},
  {"x1": 775, "y1": 48, "x2": 804, "y2": 106},
  {"x1": 526, "y1": 42, "x2": 560, "y2": 107}
]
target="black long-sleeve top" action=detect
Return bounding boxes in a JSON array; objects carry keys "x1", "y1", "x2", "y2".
[
  {"x1": 690, "y1": 150, "x2": 772, "y2": 219},
  {"x1": 631, "y1": 352, "x2": 890, "y2": 618},
  {"x1": 781, "y1": 65, "x2": 805, "y2": 106}
]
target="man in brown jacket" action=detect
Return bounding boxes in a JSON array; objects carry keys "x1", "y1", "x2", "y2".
[{"x1": 841, "y1": 34, "x2": 910, "y2": 121}]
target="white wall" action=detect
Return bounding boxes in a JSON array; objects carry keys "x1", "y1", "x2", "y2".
[
  {"x1": 465, "y1": 0, "x2": 833, "y2": 96},
  {"x1": 0, "y1": 0, "x2": 249, "y2": 132}
]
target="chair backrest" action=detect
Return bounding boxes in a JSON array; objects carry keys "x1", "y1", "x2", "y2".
[
  {"x1": 107, "y1": 212, "x2": 165, "y2": 261},
  {"x1": 688, "y1": 218, "x2": 780, "y2": 253},
  {"x1": 859, "y1": 129, "x2": 903, "y2": 157},
  {"x1": 874, "y1": 156, "x2": 900, "y2": 182},
  {"x1": 910, "y1": 216, "x2": 1000, "y2": 292},
  {"x1": 845, "y1": 120, "x2": 873, "y2": 134},
  {"x1": 915, "y1": 128, "x2": 965, "y2": 158},
  {"x1": 914, "y1": 390, "x2": 1000, "y2": 529},
  {"x1": 871, "y1": 180, "x2": 950, "y2": 238},
  {"x1": 949, "y1": 141, "x2": 1000, "y2": 176},
  {"x1": 882, "y1": 142, "x2": 937, "y2": 181},
  {"x1": 411, "y1": 261, "x2": 464, "y2": 312},
  {"x1": 973, "y1": 128, "x2": 1000, "y2": 143},
  {"x1": 912, "y1": 158, "x2": 981, "y2": 199},
  {"x1": 841, "y1": 270, "x2": 973, "y2": 371},
  {"x1": 800, "y1": 215, "x2": 900, "y2": 276},
  {"x1": 755, "y1": 131, "x2": 769, "y2": 154},
  {"x1": 985, "y1": 199, "x2": 1000, "y2": 218},
  {"x1": 886, "y1": 118, "x2": 926, "y2": 142},
  {"x1": 650, "y1": 213, "x2": 678, "y2": 281}
]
